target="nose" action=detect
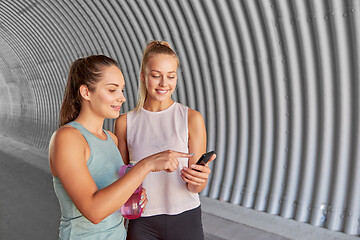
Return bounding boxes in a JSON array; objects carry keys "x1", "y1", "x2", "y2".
[
  {"x1": 118, "y1": 91, "x2": 126, "y2": 103},
  {"x1": 159, "y1": 76, "x2": 166, "y2": 87}
]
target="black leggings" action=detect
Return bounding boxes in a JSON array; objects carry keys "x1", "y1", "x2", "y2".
[{"x1": 127, "y1": 206, "x2": 204, "y2": 240}]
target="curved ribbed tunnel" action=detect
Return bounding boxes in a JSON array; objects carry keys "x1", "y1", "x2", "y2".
[{"x1": 1, "y1": 0, "x2": 360, "y2": 236}]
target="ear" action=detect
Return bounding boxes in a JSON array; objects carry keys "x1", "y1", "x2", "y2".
[
  {"x1": 79, "y1": 84, "x2": 91, "y2": 101},
  {"x1": 140, "y1": 71, "x2": 145, "y2": 82}
]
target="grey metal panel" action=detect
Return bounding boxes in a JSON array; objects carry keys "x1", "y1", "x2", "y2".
[
  {"x1": 228, "y1": 0, "x2": 251, "y2": 205},
  {"x1": 1, "y1": 0, "x2": 360, "y2": 236},
  {"x1": 344, "y1": 0, "x2": 360, "y2": 234},
  {"x1": 292, "y1": 0, "x2": 319, "y2": 224},
  {"x1": 189, "y1": 0, "x2": 227, "y2": 200},
  {"x1": 310, "y1": 0, "x2": 338, "y2": 229}
]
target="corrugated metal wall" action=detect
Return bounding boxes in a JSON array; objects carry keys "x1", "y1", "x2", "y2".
[{"x1": 0, "y1": 0, "x2": 359, "y2": 236}]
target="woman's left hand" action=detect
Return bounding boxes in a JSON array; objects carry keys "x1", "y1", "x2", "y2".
[{"x1": 180, "y1": 164, "x2": 211, "y2": 186}]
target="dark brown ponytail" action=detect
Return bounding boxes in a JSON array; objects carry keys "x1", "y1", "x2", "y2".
[{"x1": 59, "y1": 55, "x2": 118, "y2": 127}]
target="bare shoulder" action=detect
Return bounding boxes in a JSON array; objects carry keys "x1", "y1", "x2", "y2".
[
  {"x1": 188, "y1": 108, "x2": 206, "y2": 140},
  {"x1": 118, "y1": 113, "x2": 128, "y2": 124},
  {"x1": 114, "y1": 112, "x2": 128, "y2": 134},
  {"x1": 188, "y1": 108, "x2": 205, "y2": 127},
  {"x1": 115, "y1": 113, "x2": 127, "y2": 129},
  {"x1": 50, "y1": 125, "x2": 85, "y2": 145},
  {"x1": 49, "y1": 125, "x2": 87, "y2": 154},
  {"x1": 49, "y1": 125, "x2": 88, "y2": 176}
]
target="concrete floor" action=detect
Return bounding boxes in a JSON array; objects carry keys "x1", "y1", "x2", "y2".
[{"x1": 0, "y1": 135, "x2": 358, "y2": 240}]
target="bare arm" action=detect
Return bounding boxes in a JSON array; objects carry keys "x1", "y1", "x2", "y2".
[
  {"x1": 49, "y1": 127, "x2": 190, "y2": 224},
  {"x1": 114, "y1": 113, "x2": 130, "y2": 165},
  {"x1": 180, "y1": 109, "x2": 215, "y2": 193}
]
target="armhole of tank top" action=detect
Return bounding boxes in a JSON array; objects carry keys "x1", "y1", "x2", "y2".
[
  {"x1": 104, "y1": 130, "x2": 112, "y2": 142},
  {"x1": 75, "y1": 130, "x2": 94, "y2": 166},
  {"x1": 82, "y1": 135, "x2": 94, "y2": 166},
  {"x1": 67, "y1": 123, "x2": 94, "y2": 166}
]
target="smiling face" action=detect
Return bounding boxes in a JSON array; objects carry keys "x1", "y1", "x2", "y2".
[
  {"x1": 87, "y1": 65, "x2": 126, "y2": 119},
  {"x1": 141, "y1": 54, "x2": 178, "y2": 105}
]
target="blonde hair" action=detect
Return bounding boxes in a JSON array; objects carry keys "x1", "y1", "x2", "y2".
[{"x1": 135, "y1": 40, "x2": 179, "y2": 111}]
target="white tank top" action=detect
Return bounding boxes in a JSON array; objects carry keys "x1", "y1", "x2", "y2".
[{"x1": 127, "y1": 102, "x2": 200, "y2": 216}]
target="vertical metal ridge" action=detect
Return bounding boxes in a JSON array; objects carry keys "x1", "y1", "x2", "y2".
[
  {"x1": 276, "y1": 0, "x2": 305, "y2": 220},
  {"x1": 228, "y1": 0, "x2": 252, "y2": 205},
  {"x1": 327, "y1": 0, "x2": 353, "y2": 231},
  {"x1": 292, "y1": 0, "x2": 320, "y2": 224},
  {"x1": 310, "y1": 0, "x2": 337, "y2": 228},
  {"x1": 136, "y1": 1, "x2": 163, "y2": 39},
  {"x1": 188, "y1": 0, "x2": 223, "y2": 199},
  {"x1": 344, "y1": 1, "x2": 360, "y2": 234},
  {"x1": 211, "y1": 0, "x2": 239, "y2": 203},
  {"x1": 233, "y1": 0, "x2": 262, "y2": 208},
  {"x1": 246, "y1": 0, "x2": 276, "y2": 212},
  {"x1": 264, "y1": 0, "x2": 289, "y2": 215}
]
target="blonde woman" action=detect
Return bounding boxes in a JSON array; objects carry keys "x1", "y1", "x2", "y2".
[{"x1": 115, "y1": 41, "x2": 215, "y2": 240}]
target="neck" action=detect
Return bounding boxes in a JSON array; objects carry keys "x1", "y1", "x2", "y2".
[
  {"x1": 74, "y1": 110, "x2": 105, "y2": 135},
  {"x1": 143, "y1": 99, "x2": 174, "y2": 112}
]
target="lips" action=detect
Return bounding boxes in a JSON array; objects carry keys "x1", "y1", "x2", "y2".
[
  {"x1": 156, "y1": 89, "x2": 168, "y2": 95},
  {"x1": 111, "y1": 105, "x2": 121, "y2": 111}
]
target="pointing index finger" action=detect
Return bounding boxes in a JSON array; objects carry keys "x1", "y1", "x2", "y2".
[{"x1": 172, "y1": 151, "x2": 194, "y2": 158}]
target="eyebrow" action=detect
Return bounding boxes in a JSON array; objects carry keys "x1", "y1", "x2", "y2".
[
  {"x1": 106, "y1": 83, "x2": 125, "y2": 89},
  {"x1": 106, "y1": 83, "x2": 120, "y2": 86},
  {"x1": 151, "y1": 70, "x2": 177, "y2": 74}
]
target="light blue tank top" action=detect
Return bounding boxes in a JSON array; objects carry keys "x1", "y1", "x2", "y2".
[{"x1": 53, "y1": 121, "x2": 126, "y2": 240}]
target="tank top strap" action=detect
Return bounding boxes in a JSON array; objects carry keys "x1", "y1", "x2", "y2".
[
  {"x1": 66, "y1": 121, "x2": 111, "y2": 164},
  {"x1": 67, "y1": 121, "x2": 109, "y2": 142}
]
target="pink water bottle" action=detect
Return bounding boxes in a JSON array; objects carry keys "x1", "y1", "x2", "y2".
[{"x1": 119, "y1": 164, "x2": 143, "y2": 219}]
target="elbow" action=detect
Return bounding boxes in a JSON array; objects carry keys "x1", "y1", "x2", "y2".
[
  {"x1": 86, "y1": 215, "x2": 104, "y2": 225},
  {"x1": 89, "y1": 218, "x2": 102, "y2": 225},
  {"x1": 82, "y1": 210, "x2": 105, "y2": 224},
  {"x1": 76, "y1": 196, "x2": 110, "y2": 224}
]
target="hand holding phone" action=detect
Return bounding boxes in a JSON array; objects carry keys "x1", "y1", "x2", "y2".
[{"x1": 193, "y1": 151, "x2": 215, "y2": 172}]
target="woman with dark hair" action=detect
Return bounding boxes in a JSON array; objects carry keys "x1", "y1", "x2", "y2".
[{"x1": 49, "y1": 55, "x2": 192, "y2": 239}]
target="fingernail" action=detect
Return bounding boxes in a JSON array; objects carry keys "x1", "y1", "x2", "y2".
[
  {"x1": 139, "y1": 200, "x2": 143, "y2": 205},
  {"x1": 183, "y1": 166, "x2": 187, "y2": 170},
  {"x1": 191, "y1": 165, "x2": 196, "y2": 168},
  {"x1": 190, "y1": 153, "x2": 195, "y2": 155},
  {"x1": 141, "y1": 195, "x2": 144, "y2": 200}
]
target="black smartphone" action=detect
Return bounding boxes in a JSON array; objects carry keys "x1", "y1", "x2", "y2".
[{"x1": 193, "y1": 151, "x2": 215, "y2": 172}]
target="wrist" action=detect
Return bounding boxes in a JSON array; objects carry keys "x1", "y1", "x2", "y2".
[
  {"x1": 187, "y1": 180, "x2": 207, "y2": 193},
  {"x1": 187, "y1": 183, "x2": 200, "y2": 193},
  {"x1": 137, "y1": 157, "x2": 153, "y2": 173}
]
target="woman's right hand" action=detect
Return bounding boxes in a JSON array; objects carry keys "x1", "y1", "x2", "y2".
[{"x1": 143, "y1": 150, "x2": 193, "y2": 172}]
